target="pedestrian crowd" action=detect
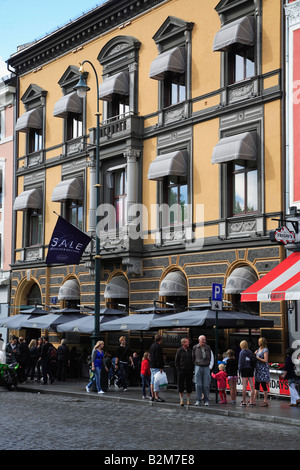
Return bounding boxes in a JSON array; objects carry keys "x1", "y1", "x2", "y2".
[{"x1": 2, "y1": 332, "x2": 300, "y2": 408}]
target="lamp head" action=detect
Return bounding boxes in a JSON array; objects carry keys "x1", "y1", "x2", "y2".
[{"x1": 74, "y1": 73, "x2": 90, "y2": 99}]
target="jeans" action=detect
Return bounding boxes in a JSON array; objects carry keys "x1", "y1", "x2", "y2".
[
  {"x1": 289, "y1": 380, "x2": 300, "y2": 405},
  {"x1": 150, "y1": 368, "x2": 160, "y2": 392},
  {"x1": 118, "y1": 362, "x2": 129, "y2": 389},
  {"x1": 194, "y1": 365, "x2": 211, "y2": 402},
  {"x1": 87, "y1": 366, "x2": 102, "y2": 392},
  {"x1": 141, "y1": 374, "x2": 152, "y2": 397}
]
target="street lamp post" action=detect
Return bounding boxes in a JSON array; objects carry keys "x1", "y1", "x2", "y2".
[{"x1": 74, "y1": 61, "x2": 101, "y2": 346}]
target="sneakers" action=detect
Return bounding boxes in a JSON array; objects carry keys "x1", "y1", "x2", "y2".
[
  {"x1": 204, "y1": 401, "x2": 209, "y2": 406},
  {"x1": 195, "y1": 401, "x2": 200, "y2": 406},
  {"x1": 98, "y1": 390, "x2": 105, "y2": 394},
  {"x1": 86, "y1": 386, "x2": 90, "y2": 393},
  {"x1": 155, "y1": 397, "x2": 165, "y2": 402}
]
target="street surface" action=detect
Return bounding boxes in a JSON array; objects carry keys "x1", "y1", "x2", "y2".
[{"x1": 0, "y1": 390, "x2": 299, "y2": 452}]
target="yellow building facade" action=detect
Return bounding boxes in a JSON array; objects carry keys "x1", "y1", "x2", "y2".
[{"x1": 8, "y1": 0, "x2": 286, "y2": 361}]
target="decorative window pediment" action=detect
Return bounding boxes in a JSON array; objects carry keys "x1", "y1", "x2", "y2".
[
  {"x1": 97, "y1": 35, "x2": 141, "y2": 75},
  {"x1": 21, "y1": 84, "x2": 47, "y2": 111},
  {"x1": 152, "y1": 16, "x2": 194, "y2": 52},
  {"x1": 58, "y1": 65, "x2": 87, "y2": 94}
]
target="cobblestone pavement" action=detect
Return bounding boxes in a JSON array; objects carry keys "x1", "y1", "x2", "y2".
[{"x1": 0, "y1": 389, "x2": 299, "y2": 451}]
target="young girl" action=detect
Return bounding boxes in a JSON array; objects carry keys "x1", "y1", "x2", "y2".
[
  {"x1": 225, "y1": 349, "x2": 238, "y2": 404},
  {"x1": 140, "y1": 352, "x2": 152, "y2": 399},
  {"x1": 212, "y1": 363, "x2": 227, "y2": 404}
]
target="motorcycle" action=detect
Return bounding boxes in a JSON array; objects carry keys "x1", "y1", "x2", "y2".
[{"x1": 0, "y1": 362, "x2": 19, "y2": 391}]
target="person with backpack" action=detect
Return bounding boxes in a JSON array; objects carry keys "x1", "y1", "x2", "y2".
[{"x1": 40, "y1": 336, "x2": 55, "y2": 384}]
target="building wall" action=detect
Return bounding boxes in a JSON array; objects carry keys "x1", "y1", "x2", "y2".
[{"x1": 7, "y1": 0, "x2": 287, "y2": 361}]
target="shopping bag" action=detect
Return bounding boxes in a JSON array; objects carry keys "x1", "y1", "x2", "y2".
[{"x1": 154, "y1": 371, "x2": 168, "y2": 389}]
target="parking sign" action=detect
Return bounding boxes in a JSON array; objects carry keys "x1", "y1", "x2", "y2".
[{"x1": 211, "y1": 283, "x2": 223, "y2": 310}]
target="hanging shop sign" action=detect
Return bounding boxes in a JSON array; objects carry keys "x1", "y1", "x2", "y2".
[{"x1": 270, "y1": 225, "x2": 296, "y2": 245}]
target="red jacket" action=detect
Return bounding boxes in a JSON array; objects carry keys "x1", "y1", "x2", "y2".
[
  {"x1": 211, "y1": 370, "x2": 227, "y2": 390},
  {"x1": 141, "y1": 358, "x2": 151, "y2": 376}
]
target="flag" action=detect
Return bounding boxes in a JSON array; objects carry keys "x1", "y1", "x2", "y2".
[{"x1": 46, "y1": 216, "x2": 92, "y2": 265}]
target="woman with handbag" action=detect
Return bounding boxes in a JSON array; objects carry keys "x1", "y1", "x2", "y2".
[
  {"x1": 254, "y1": 337, "x2": 270, "y2": 407},
  {"x1": 86, "y1": 341, "x2": 107, "y2": 394}
]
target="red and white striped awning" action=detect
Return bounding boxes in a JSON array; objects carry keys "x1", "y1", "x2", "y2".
[{"x1": 241, "y1": 252, "x2": 300, "y2": 302}]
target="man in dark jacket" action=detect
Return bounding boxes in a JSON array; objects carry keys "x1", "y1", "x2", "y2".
[
  {"x1": 57, "y1": 339, "x2": 69, "y2": 381},
  {"x1": 175, "y1": 338, "x2": 193, "y2": 406},
  {"x1": 149, "y1": 334, "x2": 165, "y2": 402},
  {"x1": 40, "y1": 336, "x2": 55, "y2": 384},
  {"x1": 18, "y1": 337, "x2": 30, "y2": 382}
]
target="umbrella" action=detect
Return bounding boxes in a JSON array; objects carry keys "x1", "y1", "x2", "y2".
[
  {"x1": 57, "y1": 314, "x2": 123, "y2": 333},
  {"x1": 0, "y1": 308, "x2": 49, "y2": 329},
  {"x1": 20, "y1": 312, "x2": 87, "y2": 331},
  {"x1": 100, "y1": 312, "x2": 174, "y2": 331},
  {"x1": 149, "y1": 309, "x2": 274, "y2": 329}
]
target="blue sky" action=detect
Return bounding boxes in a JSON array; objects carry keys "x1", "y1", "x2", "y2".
[{"x1": 0, "y1": 0, "x2": 107, "y2": 76}]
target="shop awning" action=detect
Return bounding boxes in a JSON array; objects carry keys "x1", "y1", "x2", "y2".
[
  {"x1": 213, "y1": 16, "x2": 255, "y2": 53},
  {"x1": 99, "y1": 72, "x2": 129, "y2": 101},
  {"x1": 58, "y1": 279, "x2": 80, "y2": 301},
  {"x1": 13, "y1": 189, "x2": 42, "y2": 211},
  {"x1": 211, "y1": 131, "x2": 257, "y2": 164},
  {"x1": 100, "y1": 312, "x2": 174, "y2": 332},
  {"x1": 225, "y1": 265, "x2": 258, "y2": 294},
  {"x1": 241, "y1": 252, "x2": 300, "y2": 301},
  {"x1": 150, "y1": 309, "x2": 274, "y2": 329},
  {"x1": 51, "y1": 178, "x2": 83, "y2": 203},
  {"x1": 148, "y1": 150, "x2": 188, "y2": 181},
  {"x1": 149, "y1": 46, "x2": 185, "y2": 81},
  {"x1": 159, "y1": 271, "x2": 187, "y2": 297},
  {"x1": 21, "y1": 312, "x2": 86, "y2": 330},
  {"x1": 15, "y1": 107, "x2": 43, "y2": 133},
  {"x1": 53, "y1": 91, "x2": 82, "y2": 118},
  {"x1": 56, "y1": 313, "x2": 126, "y2": 333},
  {"x1": 104, "y1": 276, "x2": 129, "y2": 299}
]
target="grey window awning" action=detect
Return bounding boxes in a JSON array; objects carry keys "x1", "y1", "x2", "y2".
[
  {"x1": 58, "y1": 279, "x2": 80, "y2": 301},
  {"x1": 213, "y1": 16, "x2": 255, "y2": 53},
  {"x1": 148, "y1": 150, "x2": 188, "y2": 181},
  {"x1": 225, "y1": 266, "x2": 258, "y2": 295},
  {"x1": 104, "y1": 276, "x2": 129, "y2": 299},
  {"x1": 51, "y1": 178, "x2": 83, "y2": 203},
  {"x1": 99, "y1": 71, "x2": 129, "y2": 102},
  {"x1": 13, "y1": 188, "x2": 42, "y2": 211},
  {"x1": 15, "y1": 107, "x2": 43, "y2": 133},
  {"x1": 53, "y1": 91, "x2": 82, "y2": 119},
  {"x1": 159, "y1": 271, "x2": 187, "y2": 297},
  {"x1": 149, "y1": 46, "x2": 186, "y2": 81},
  {"x1": 211, "y1": 131, "x2": 257, "y2": 164}
]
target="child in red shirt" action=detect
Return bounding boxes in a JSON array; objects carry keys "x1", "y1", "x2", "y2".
[
  {"x1": 212, "y1": 363, "x2": 228, "y2": 403},
  {"x1": 141, "y1": 352, "x2": 152, "y2": 399}
]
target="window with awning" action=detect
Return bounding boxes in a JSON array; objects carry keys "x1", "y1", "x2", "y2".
[
  {"x1": 104, "y1": 276, "x2": 129, "y2": 299},
  {"x1": 13, "y1": 188, "x2": 42, "y2": 211},
  {"x1": 213, "y1": 16, "x2": 255, "y2": 54},
  {"x1": 211, "y1": 131, "x2": 257, "y2": 165},
  {"x1": 51, "y1": 178, "x2": 83, "y2": 203},
  {"x1": 148, "y1": 150, "x2": 188, "y2": 181},
  {"x1": 149, "y1": 47, "x2": 186, "y2": 81},
  {"x1": 15, "y1": 107, "x2": 43, "y2": 133},
  {"x1": 99, "y1": 72, "x2": 129, "y2": 102},
  {"x1": 53, "y1": 91, "x2": 83, "y2": 119},
  {"x1": 159, "y1": 271, "x2": 187, "y2": 297}
]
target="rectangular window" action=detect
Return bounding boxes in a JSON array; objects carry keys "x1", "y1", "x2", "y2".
[
  {"x1": 228, "y1": 49, "x2": 255, "y2": 85},
  {"x1": 29, "y1": 209, "x2": 43, "y2": 246},
  {"x1": 66, "y1": 199, "x2": 83, "y2": 230},
  {"x1": 164, "y1": 74, "x2": 186, "y2": 107},
  {"x1": 108, "y1": 96, "x2": 130, "y2": 120},
  {"x1": 231, "y1": 160, "x2": 258, "y2": 215},
  {"x1": 28, "y1": 130, "x2": 42, "y2": 153},
  {"x1": 66, "y1": 114, "x2": 83, "y2": 141},
  {"x1": 113, "y1": 168, "x2": 127, "y2": 228},
  {"x1": 164, "y1": 176, "x2": 188, "y2": 225}
]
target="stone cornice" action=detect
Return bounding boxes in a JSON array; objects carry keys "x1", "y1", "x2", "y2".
[
  {"x1": 285, "y1": 0, "x2": 300, "y2": 26},
  {"x1": 7, "y1": 0, "x2": 169, "y2": 75}
]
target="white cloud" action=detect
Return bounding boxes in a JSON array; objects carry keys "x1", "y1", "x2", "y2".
[{"x1": 0, "y1": 57, "x2": 9, "y2": 78}]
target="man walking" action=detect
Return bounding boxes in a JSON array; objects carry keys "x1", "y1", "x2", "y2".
[
  {"x1": 149, "y1": 334, "x2": 165, "y2": 402},
  {"x1": 192, "y1": 335, "x2": 214, "y2": 406}
]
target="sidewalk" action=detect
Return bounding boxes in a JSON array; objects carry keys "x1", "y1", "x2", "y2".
[{"x1": 18, "y1": 379, "x2": 300, "y2": 427}]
